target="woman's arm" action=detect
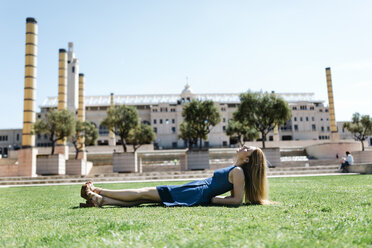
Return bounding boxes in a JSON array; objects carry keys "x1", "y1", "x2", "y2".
[{"x1": 211, "y1": 168, "x2": 245, "y2": 206}]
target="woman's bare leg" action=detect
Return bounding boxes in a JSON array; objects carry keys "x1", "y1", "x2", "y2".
[
  {"x1": 101, "y1": 196, "x2": 156, "y2": 207},
  {"x1": 99, "y1": 187, "x2": 162, "y2": 203}
]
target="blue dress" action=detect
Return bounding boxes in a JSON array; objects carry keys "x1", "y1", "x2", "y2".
[{"x1": 156, "y1": 165, "x2": 236, "y2": 206}]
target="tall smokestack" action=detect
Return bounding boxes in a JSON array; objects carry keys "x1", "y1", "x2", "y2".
[
  {"x1": 55, "y1": 49, "x2": 68, "y2": 157},
  {"x1": 325, "y1": 67, "x2": 339, "y2": 141},
  {"x1": 109, "y1": 93, "x2": 116, "y2": 146},
  {"x1": 18, "y1": 17, "x2": 39, "y2": 177},
  {"x1": 77, "y1": 73, "x2": 86, "y2": 160},
  {"x1": 22, "y1": 17, "x2": 38, "y2": 148},
  {"x1": 58, "y1": 49, "x2": 67, "y2": 111},
  {"x1": 78, "y1": 73, "x2": 85, "y2": 122}
]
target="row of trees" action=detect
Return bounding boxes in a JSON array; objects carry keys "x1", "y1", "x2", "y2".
[
  {"x1": 33, "y1": 110, "x2": 98, "y2": 158},
  {"x1": 180, "y1": 91, "x2": 292, "y2": 149},
  {"x1": 33, "y1": 106, "x2": 156, "y2": 156},
  {"x1": 33, "y1": 91, "x2": 293, "y2": 155}
]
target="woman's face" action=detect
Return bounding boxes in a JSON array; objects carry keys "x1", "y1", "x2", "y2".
[{"x1": 236, "y1": 146, "x2": 257, "y2": 162}]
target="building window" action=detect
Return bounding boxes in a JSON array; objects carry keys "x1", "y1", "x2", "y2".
[
  {"x1": 294, "y1": 125, "x2": 298, "y2": 131},
  {"x1": 321, "y1": 126, "x2": 324, "y2": 132},
  {"x1": 300, "y1": 117, "x2": 303, "y2": 121},
  {"x1": 223, "y1": 126, "x2": 226, "y2": 131},
  {"x1": 221, "y1": 107, "x2": 226, "y2": 111},
  {"x1": 312, "y1": 124, "x2": 316, "y2": 131},
  {"x1": 16, "y1": 134, "x2": 20, "y2": 141},
  {"x1": 72, "y1": 66, "x2": 75, "y2": 73},
  {"x1": 310, "y1": 106, "x2": 314, "y2": 110},
  {"x1": 327, "y1": 126, "x2": 330, "y2": 131},
  {"x1": 186, "y1": 97, "x2": 190, "y2": 102},
  {"x1": 160, "y1": 119, "x2": 163, "y2": 124},
  {"x1": 223, "y1": 118, "x2": 226, "y2": 123},
  {"x1": 172, "y1": 119, "x2": 175, "y2": 124},
  {"x1": 153, "y1": 127, "x2": 157, "y2": 133},
  {"x1": 325, "y1": 109, "x2": 329, "y2": 112},
  {"x1": 99, "y1": 125, "x2": 109, "y2": 136},
  {"x1": 292, "y1": 106, "x2": 297, "y2": 110},
  {"x1": 166, "y1": 119, "x2": 169, "y2": 124},
  {"x1": 153, "y1": 119, "x2": 157, "y2": 124},
  {"x1": 319, "y1": 109, "x2": 323, "y2": 112},
  {"x1": 170, "y1": 108, "x2": 176, "y2": 112},
  {"x1": 300, "y1": 105, "x2": 307, "y2": 110},
  {"x1": 312, "y1": 117, "x2": 315, "y2": 121},
  {"x1": 171, "y1": 127, "x2": 176, "y2": 133},
  {"x1": 306, "y1": 117, "x2": 309, "y2": 121},
  {"x1": 294, "y1": 117, "x2": 297, "y2": 121},
  {"x1": 321, "y1": 118, "x2": 323, "y2": 121},
  {"x1": 152, "y1": 108, "x2": 158, "y2": 112}
]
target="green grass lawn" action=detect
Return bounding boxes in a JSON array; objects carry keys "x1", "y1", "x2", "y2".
[{"x1": 0, "y1": 175, "x2": 371, "y2": 248}]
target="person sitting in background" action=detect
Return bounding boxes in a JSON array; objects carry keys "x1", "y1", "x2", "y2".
[{"x1": 340, "y1": 151, "x2": 354, "y2": 173}]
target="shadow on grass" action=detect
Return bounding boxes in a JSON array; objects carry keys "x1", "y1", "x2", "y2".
[{"x1": 71, "y1": 202, "x2": 258, "y2": 209}]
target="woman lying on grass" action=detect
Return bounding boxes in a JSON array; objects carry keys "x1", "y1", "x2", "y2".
[{"x1": 80, "y1": 146, "x2": 271, "y2": 207}]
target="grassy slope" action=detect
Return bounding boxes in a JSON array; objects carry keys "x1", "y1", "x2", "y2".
[{"x1": 0, "y1": 175, "x2": 371, "y2": 248}]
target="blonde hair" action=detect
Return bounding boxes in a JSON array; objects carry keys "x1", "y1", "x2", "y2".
[{"x1": 242, "y1": 148, "x2": 269, "y2": 205}]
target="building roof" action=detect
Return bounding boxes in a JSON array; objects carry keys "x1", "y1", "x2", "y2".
[{"x1": 40, "y1": 92, "x2": 323, "y2": 108}]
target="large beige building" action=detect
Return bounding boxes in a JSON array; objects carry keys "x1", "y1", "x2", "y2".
[{"x1": 38, "y1": 84, "x2": 337, "y2": 149}]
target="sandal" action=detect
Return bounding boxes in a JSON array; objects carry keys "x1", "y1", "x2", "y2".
[
  {"x1": 79, "y1": 200, "x2": 94, "y2": 208},
  {"x1": 86, "y1": 191, "x2": 104, "y2": 207},
  {"x1": 81, "y1": 182, "x2": 102, "y2": 200}
]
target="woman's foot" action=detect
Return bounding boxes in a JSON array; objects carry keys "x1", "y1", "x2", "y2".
[
  {"x1": 79, "y1": 200, "x2": 94, "y2": 208},
  {"x1": 86, "y1": 189, "x2": 104, "y2": 207},
  {"x1": 81, "y1": 182, "x2": 102, "y2": 200}
]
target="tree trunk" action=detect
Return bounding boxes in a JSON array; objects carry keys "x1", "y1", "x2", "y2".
[
  {"x1": 361, "y1": 140, "x2": 365, "y2": 151},
  {"x1": 261, "y1": 131, "x2": 266, "y2": 148},
  {"x1": 73, "y1": 141, "x2": 79, "y2": 160},
  {"x1": 121, "y1": 137, "x2": 127, "y2": 152},
  {"x1": 51, "y1": 140, "x2": 55, "y2": 155},
  {"x1": 239, "y1": 135, "x2": 244, "y2": 147},
  {"x1": 199, "y1": 137, "x2": 203, "y2": 150}
]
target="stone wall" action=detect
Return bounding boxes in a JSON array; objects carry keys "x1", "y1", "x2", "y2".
[
  {"x1": 113, "y1": 152, "x2": 138, "y2": 173},
  {"x1": 352, "y1": 151, "x2": 372, "y2": 163},
  {"x1": 36, "y1": 154, "x2": 66, "y2": 175},
  {"x1": 306, "y1": 142, "x2": 361, "y2": 159},
  {"x1": 0, "y1": 164, "x2": 18, "y2": 177}
]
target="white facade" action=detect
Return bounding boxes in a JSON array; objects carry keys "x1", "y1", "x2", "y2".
[
  {"x1": 39, "y1": 85, "x2": 337, "y2": 148},
  {"x1": 67, "y1": 42, "x2": 79, "y2": 114}
]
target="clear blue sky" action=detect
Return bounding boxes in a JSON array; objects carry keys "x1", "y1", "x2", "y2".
[{"x1": 1, "y1": 0, "x2": 372, "y2": 129}]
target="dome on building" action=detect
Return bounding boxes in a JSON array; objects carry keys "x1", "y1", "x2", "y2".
[{"x1": 181, "y1": 83, "x2": 193, "y2": 95}]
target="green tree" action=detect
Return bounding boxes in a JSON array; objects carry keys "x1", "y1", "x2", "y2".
[
  {"x1": 33, "y1": 109, "x2": 75, "y2": 155},
  {"x1": 179, "y1": 122, "x2": 198, "y2": 149},
  {"x1": 181, "y1": 99, "x2": 221, "y2": 149},
  {"x1": 127, "y1": 123, "x2": 156, "y2": 152},
  {"x1": 226, "y1": 119, "x2": 259, "y2": 146},
  {"x1": 101, "y1": 105, "x2": 139, "y2": 152},
  {"x1": 70, "y1": 120, "x2": 98, "y2": 159},
  {"x1": 234, "y1": 91, "x2": 291, "y2": 148},
  {"x1": 343, "y1": 113, "x2": 372, "y2": 151}
]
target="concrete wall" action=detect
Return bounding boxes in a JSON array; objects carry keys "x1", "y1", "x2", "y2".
[
  {"x1": 306, "y1": 142, "x2": 361, "y2": 160},
  {"x1": 113, "y1": 152, "x2": 138, "y2": 173},
  {"x1": 36, "y1": 154, "x2": 66, "y2": 175},
  {"x1": 352, "y1": 151, "x2": 372, "y2": 163},
  {"x1": 0, "y1": 164, "x2": 18, "y2": 177}
]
